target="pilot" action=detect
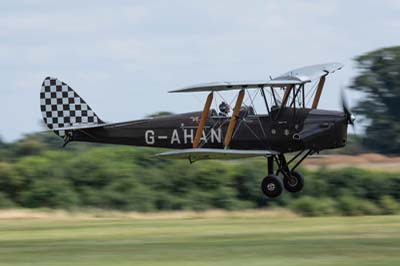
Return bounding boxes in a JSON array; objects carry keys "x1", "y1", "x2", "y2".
[
  {"x1": 219, "y1": 101, "x2": 230, "y2": 117},
  {"x1": 238, "y1": 105, "x2": 254, "y2": 117}
]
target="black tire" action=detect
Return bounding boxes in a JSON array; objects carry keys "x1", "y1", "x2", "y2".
[
  {"x1": 283, "y1": 171, "x2": 304, "y2": 193},
  {"x1": 261, "y1": 175, "x2": 283, "y2": 198}
]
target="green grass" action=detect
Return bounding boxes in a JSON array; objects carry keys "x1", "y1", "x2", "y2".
[{"x1": 0, "y1": 215, "x2": 400, "y2": 266}]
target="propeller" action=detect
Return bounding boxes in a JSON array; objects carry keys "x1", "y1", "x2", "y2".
[{"x1": 340, "y1": 86, "x2": 356, "y2": 127}]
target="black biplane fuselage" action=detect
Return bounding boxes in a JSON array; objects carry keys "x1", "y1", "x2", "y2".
[
  {"x1": 40, "y1": 63, "x2": 352, "y2": 197},
  {"x1": 72, "y1": 108, "x2": 347, "y2": 153}
]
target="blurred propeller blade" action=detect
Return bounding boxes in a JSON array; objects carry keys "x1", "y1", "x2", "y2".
[{"x1": 340, "y1": 86, "x2": 355, "y2": 126}]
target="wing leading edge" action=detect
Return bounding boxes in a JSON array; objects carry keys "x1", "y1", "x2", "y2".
[{"x1": 155, "y1": 148, "x2": 278, "y2": 162}]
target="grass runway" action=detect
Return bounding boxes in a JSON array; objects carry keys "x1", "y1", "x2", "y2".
[{"x1": 0, "y1": 214, "x2": 399, "y2": 266}]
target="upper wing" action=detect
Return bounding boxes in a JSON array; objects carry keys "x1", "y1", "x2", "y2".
[
  {"x1": 155, "y1": 148, "x2": 278, "y2": 162},
  {"x1": 170, "y1": 62, "x2": 343, "y2": 93}
]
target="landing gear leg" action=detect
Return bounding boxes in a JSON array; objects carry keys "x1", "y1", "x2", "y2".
[{"x1": 268, "y1": 156, "x2": 274, "y2": 175}]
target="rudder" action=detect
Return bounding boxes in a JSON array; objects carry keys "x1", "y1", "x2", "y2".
[{"x1": 40, "y1": 77, "x2": 103, "y2": 137}]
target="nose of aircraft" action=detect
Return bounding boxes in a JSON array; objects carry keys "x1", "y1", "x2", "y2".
[{"x1": 293, "y1": 108, "x2": 350, "y2": 142}]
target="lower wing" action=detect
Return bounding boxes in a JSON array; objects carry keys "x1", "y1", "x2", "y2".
[{"x1": 155, "y1": 148, "x2": 278, "y2": 162}]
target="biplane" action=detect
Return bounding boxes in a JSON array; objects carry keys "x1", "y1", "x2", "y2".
[{"x1": 39, "y1": 63, "x2": 354, "y2": 197}]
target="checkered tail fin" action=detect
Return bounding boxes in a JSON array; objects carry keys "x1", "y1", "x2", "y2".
[{"x1": 40, "y1": 77, "x2": 103, "y2": 138}]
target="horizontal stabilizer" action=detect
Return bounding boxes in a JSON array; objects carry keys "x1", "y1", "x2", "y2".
[
  {"x1": 155, "y1": 148, "x2": 278, "y2": 162},
  {"x1": 51, "y1": 123, "x2": 108, "y2": 132}
]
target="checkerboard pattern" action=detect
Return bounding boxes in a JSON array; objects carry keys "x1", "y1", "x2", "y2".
[{"x1": 40, "y1": 77, "x2": 101, "y2": 137}]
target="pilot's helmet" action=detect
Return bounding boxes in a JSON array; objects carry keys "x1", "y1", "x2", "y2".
[{"x1": 219, "y1": 102, "x2": 229, "y2": 113}]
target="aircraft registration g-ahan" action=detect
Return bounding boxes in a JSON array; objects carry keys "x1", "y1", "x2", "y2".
[{"x1": 40, "y1": 63, "x2": 354, "y2": 198}]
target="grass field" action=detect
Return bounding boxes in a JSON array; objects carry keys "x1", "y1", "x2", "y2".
[{"x1": 0, "y1": 213, "x2": 399, "y2": 266}]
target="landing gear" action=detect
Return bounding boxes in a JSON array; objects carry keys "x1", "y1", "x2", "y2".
[
  {"x1": 261, "y1": 175, "x2": 283, "y2": 198},
  {"x1": 260, "y1": 150, "x2": 312, "y2": 198}
]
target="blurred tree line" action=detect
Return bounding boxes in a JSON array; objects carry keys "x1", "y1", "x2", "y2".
[
  {"x1": 350, "y1": 46, "x2": 400, "y2": 154},
  {"x1": 0, "y1": 133, "x2": 399, "y2": 216}
]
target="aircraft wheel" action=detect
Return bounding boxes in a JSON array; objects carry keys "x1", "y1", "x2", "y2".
[
  {"x1": 283, "y1": 171, "x2": 304, "y2": 193},
  {"x1": 261, "y1": 175, "x2": 283, "y2": 198}
]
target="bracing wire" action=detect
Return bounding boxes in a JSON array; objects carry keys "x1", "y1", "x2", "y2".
[
  {"x1": 246, "y1": 89, "x2": 267, "y2": 138},
  {"x1": 305, "y1": 81, "x2": 319, "y2": 106}
]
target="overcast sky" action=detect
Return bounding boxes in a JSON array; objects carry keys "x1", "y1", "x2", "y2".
[{"x1": 1, "y1": 0, "x2": 400, "y2": 141}]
